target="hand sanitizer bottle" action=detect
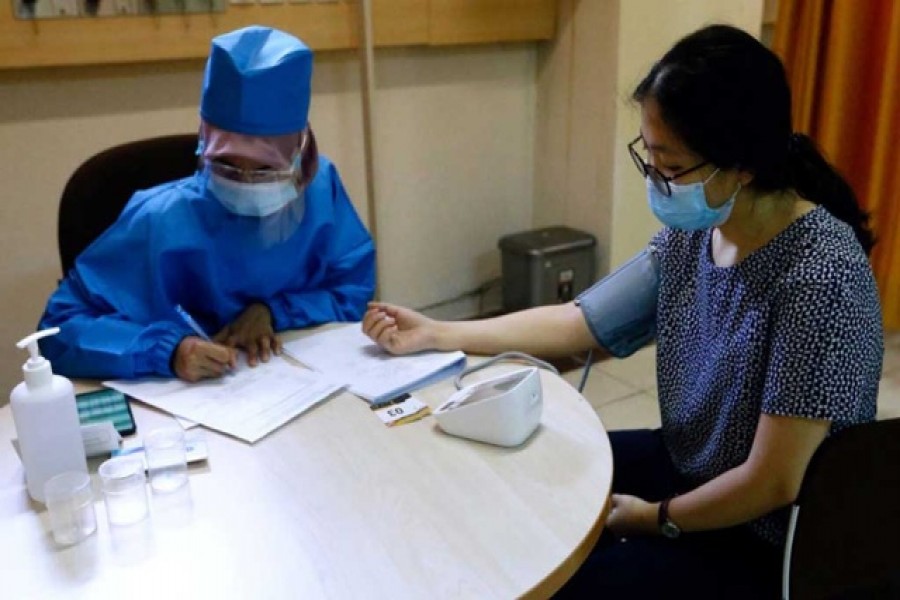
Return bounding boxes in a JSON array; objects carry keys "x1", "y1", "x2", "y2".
[{"x1": 9, "y1": 328, "x2": 88, "y2": 503}]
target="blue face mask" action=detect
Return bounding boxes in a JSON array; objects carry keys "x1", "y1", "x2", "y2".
[
  {"x1": 646, "y1": 169, "x2": 741, "y2": 231},
  {"x1": 207, "y1": 175, "x2": 301, "y2": 218}
]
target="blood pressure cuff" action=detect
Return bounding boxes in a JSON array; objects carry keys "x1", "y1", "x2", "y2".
[{"x1": 575, "y1": 246, "x2": 660, "y2": 358}]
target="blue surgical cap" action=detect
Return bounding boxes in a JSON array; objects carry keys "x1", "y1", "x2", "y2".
[{"x1": 200, "y1": 26, "x2": 313, "y2": 136}]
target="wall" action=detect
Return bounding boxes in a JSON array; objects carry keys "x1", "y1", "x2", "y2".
[
  {"x1": 0, "y1": 44, "x2": 536, "y2": 398},
  {"x1": 532, "y1": 0, "x2": 619, "y2": 276},
  {"x1": 372, "y1": 45, "x2": 536, "y2": 317}
]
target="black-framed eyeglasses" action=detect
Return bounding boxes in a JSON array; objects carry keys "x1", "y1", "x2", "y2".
[{"x1": 628, "y1": 135, "x2": 708, "y2": 197}]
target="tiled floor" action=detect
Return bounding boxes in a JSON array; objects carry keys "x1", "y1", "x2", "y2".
[{"x1": 562, "y1": 332, "x2": 900, "y2": 431}]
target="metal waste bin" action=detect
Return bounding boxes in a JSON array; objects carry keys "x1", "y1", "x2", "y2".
[{"x1": 498, "y1": 226, "x2": 597, "y2": 312}]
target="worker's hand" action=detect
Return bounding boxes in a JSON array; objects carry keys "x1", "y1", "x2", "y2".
[
  {"x1": 606, "y1": 494, "x2": 659, "y2": 537},
  {"x1": 362, "y1": 302, "x2": 438, "y2": 355},
  {"x1": 214, "y1": 303, "x2": 281, "y2": 367},
  {"x1": 173, "y1": 336, "x2": 237, "y2": 382}
]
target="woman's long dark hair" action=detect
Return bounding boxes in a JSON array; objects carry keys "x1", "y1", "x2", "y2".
[{"x1": 632, "y1": 24, "x2": 875, "y2": 254}]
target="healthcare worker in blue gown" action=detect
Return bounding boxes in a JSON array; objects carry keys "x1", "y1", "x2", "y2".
[{"x1": 39, "y1": 26, "x2": 376, "y2": 383}]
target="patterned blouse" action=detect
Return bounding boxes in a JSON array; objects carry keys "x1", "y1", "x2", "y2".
[{"x1": 652, "y1": 205, "x2": 883, "y2": 545}]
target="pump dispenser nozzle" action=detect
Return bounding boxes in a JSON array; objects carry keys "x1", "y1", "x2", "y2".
[{"x1": 15, "y1": 327, "x2": 61, "y2": 390}]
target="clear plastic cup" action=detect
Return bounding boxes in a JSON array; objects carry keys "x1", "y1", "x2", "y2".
[
  {"x1": 44, "y1": 471, "x2": 97, "y2": 546},
  {"x1": 144, "y1": 427, "x2": 188, "y2": 493},
  {"x1": 98, "y1": 456, "x2": 149, "y2": 526}
]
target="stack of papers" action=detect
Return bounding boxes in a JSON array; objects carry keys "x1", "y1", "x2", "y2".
[
  {"x1": 283, "y1": 324, "x2": 466, "y2": 405},
  {"x1": 105, "y1": 355, "x2": 344, "y2": 443}
]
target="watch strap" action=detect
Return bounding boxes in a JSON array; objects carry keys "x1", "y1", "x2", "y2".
[
  {"x1": 658, "y1": 497, "x2": 681, "y2": 538},
  {"x1": 658, "y1": 498, "x2": 670, "y2": 526}
]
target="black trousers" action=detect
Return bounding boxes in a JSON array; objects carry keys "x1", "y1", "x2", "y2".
[{"x1": 554, "y1": 429, "x2": 783, "y2": 599}]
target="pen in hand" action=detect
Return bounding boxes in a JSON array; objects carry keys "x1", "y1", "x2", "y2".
[
  {"x1": 174, "y1": 305, "x2": 236, "y2": 373},
  {"x1": 175, "y1": 304, "x2": 212, "y2": 342}
]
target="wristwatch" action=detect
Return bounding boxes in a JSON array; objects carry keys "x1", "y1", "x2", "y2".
[{"x1": 658, "y1": 498, "x2": 682, "y2": 539}]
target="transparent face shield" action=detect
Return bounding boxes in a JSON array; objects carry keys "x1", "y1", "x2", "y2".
[{"x1": 200, "y1": 128, "x2": 319, "y2": 246}]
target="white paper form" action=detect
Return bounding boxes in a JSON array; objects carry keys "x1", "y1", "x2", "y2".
[
  {"x1": 283, "y1": 324, "x2": 466, "y2": 404},
  {"x1": 104, "y1": 356, "x2": 345, "y2": 443}
]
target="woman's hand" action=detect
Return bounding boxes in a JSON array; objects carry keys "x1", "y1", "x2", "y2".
[
  {"x1": 362, "y1": 302, "x2": 439, "y2": 355},
  {"x1": 606, "y1": 494, "x2": 659, "y2": 537},
  {"x1": 214, "y1": 303, "x2": 282, "y2": 367},
  {"x1": 173, "y1": 336, "x2": 237, "y2": 382}
]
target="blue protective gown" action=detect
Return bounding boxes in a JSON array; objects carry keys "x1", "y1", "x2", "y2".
[{"x1": 39, "y1": 156, "x2": 375, "y2": 379}]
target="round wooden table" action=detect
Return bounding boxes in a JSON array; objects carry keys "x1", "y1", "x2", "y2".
[{"x1": 0, "y1": 336, "x2": 612, "y2": 599}]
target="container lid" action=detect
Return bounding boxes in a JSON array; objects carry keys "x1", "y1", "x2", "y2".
[
  {"x1": 498, "y1": 226, "x2": 596, "y2": 256},
  {"x1": 16, "y1": 328, "x2": 60, "y2": 390}
]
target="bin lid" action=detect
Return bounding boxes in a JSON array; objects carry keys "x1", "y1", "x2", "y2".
[{"x1": 498, "y1": 226, "x2": 596, "y2": 256}]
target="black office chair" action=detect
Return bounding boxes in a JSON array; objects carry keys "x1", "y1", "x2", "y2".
[
  {"x1": 58, "y1": 133, "x2": 199, "y2": 277},
  {"x1": 781, "y1": 417, "x2": 900, "y2": 599}
]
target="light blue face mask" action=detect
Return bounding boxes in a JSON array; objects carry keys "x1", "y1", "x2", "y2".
[
  {"x1": 646, "y1": 169, "x2": 741, "y2": 231},
  {"x1": 207, "y1": 176, "x2": 301, "y2": 217}
]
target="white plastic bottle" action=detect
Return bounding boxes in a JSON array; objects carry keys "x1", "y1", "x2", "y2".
[{"x1": 9, "y1": 328, "x2": 88, "y2": 503}]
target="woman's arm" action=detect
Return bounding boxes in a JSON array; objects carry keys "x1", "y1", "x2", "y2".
[
  {"x1": 363, "y1": 301, "x2": 598, "y2": 357},
  {"x1": 609, "y1": 414, "x2": 830, "y2": 535},
  {"x1": 666, "y1": 414, "x2": 829, "y2": 531},
  {"x1": 364, "y1": 246, "x2": 661, "y2": 359},
  {"x1": 439, "y1": 302, "x2": 599, "y2": 356}
]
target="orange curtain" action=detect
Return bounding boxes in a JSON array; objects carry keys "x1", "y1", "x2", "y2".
[{"x1": 773, "y1": 0, "x2": 900, "y2": 330}]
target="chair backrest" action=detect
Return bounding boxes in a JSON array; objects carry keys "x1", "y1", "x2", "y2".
[
  {"x1": 782, "y1": 417, "x2": 900, "y2": 599},
  {"x1": 58, "y1": 134, "x2": 199, "y2": 276}
]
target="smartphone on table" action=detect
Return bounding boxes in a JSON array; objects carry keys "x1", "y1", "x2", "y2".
[{"x1": 75, "y1": 389, "x2": 137, "y2": 436}]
